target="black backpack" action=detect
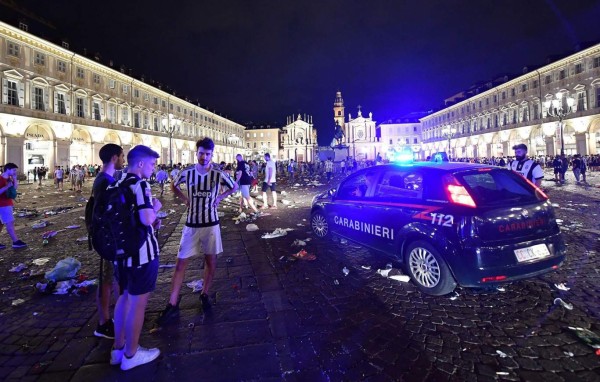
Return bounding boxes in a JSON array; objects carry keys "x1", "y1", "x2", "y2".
[{"x1": 88, "y1": 177, "x2": 148, "y2": 261}]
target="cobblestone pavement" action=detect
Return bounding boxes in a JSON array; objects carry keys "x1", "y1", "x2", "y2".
[{"x1": 0, "y1": 170, "x2": 599, "y2": 381}]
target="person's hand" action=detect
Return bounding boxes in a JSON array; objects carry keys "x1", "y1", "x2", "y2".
[
  {"x1": 152, "y1": 198, "x2": 162, "y2": 212},
  {"x1": 212, "y1": 195, "x2": 222, "y2": 209},
  {"x1": 152, "y1": 219, "x2": 162, "y2": 230}
]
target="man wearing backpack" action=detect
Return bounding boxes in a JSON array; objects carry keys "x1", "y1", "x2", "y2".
[
  {"x1": 110, "y1": 145, "x2": 162, "y2": 370},
  {"x1": 91, "y1": 144, "x2": 124, "y2": 340},
  {"x1": 0, "y1": 163, "x2": 26, "y2": 249},
  {"x1": 157, "y1": 137, "x2": 238, "y2": 325}
]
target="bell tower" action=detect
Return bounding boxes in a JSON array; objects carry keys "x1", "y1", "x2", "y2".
[{"x1": 333, "y1": 91, "x2": 345, "y2": 130}]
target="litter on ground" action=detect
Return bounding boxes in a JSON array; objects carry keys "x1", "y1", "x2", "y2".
[
  {"x1": 555, "y1": 283, "x2": 571, "y2": 291},
  {"x1": 246, "y1": 224, "x2": 259, "y2": 232},
  {"x1": 292, "y1": 249, "x2": 316, "y2": 261},
  {"x1": 32, "y1": 258, "x2": 51, "y2": 266},
  {"x1": 9, "y1": 263, "x2": 27, "y2": 272},
  {"x1": 186, "y1": 279, "x2": 204, "y2": 293},
  {"x1": 554, "y1": 297, "x2": 574, "y2": 310}
]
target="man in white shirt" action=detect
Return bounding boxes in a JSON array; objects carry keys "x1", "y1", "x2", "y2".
[
  {"x1": 169, "y1": 165, "x2": 180, "y2": 182},
  {"x1": 261, "y1": 153, "x2": 278, "y2": 209},
  {"x1": 508, "y1": 144, "x2": 544, "y2": 187}
]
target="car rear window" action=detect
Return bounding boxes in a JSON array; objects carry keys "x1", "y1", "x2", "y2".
[{"x1": 455, "y1": 169, "x2": 542, "y2": 206}]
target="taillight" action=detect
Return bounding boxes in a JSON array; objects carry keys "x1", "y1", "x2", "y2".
[
  {"x1": 443, "y1": 175, "x2": 476, "y2": 208},
  {"x1": 481, "y1": 275, "x2": 507, "y2": 282}
]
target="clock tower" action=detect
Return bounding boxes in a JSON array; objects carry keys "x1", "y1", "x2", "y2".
[{"x1": 333, "y1": 91, "x2": 345, "y2": 131}]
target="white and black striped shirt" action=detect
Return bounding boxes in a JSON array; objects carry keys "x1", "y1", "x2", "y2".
[
  {"x1": 115, "y1": 174, "x2": 160, "y2": 267},
  {"x1": 175, "y1": 164, "x2": 236, "y2": 228}
]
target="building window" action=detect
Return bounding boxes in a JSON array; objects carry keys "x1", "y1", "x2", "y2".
[
  {"x1": 176, "y1": 105, "x2": 181, "y2": 113},
  {"x1": 7, "y1": 41, "x2": 20, "y2": 57},
  {"x1": 144, "y1": 93, "x2": 149, "y2": 101},
  {"x1": 521, "y1": 83, "x2": 528, "y2": 92},
  {"x1": 76, "y1": 98, "x2": 84, "y2": 118},
  {"x1": 153, "y1": 117, "x2": 159, "y2": 131},
  {"x1": 545, "y1": 75, "x2": 552, "y2": 84},
  {"x1": 6, "y1": 80, "x2": 18, "y2": 106},
  {"x1": 413, "y1": 126, "x2": 417, "y2": 132},
  {"x1": 109, "y1": 79, "x2": 115, "y2": 88},
  {"x1": 108, "y1": 104, "x2": 116, "y2": 122},
  {"x1": 62, "y1": 41, "x2": 69, "y2": 49},
  {"x1": 405, "y1": 138, "x2": 409, "y2": 144},
  {"x1": 34, "y1": 52, "x2": 46, "y2": 66},
  {"x1": 559, "y1": 70, "x2": 566, "y2": 80},
  {"x1": 153, "y1": 97, "x2": 158, "y2": 105},
  {"x1": 522, "y1": 107, "x2": 529, "y2": 122},
  {"x1": 122, "y1": 108, "x2": 129, "y2": 125},
  {"x1": 413, "y1": 138, "x2": 418, "y2": 144},
  {"x1": 162, "y1": 100, "x2": 166, "y2": 108},
  {"x1": 575, "y1": 63, "x2": 583, "y2": 74},
  {"x1": 253, "y1": 142, "x2": 257, "y2": 148},
  {"x1": 260, "y1": 133, "x2": 264, "y2": 137},
  {"x1": 532, "y1": 80, "x2": 538, "y2": 89},
  {"x1": 93, "y1": 74, "x2": 101, "y2": 84},
  {"x1": 169, "y1": 103, "x2": 173, "y2": 110},
  {"x1": 76, "y1": 67, "x2": 85, "y2": 79},
  {"x1": 501, "y1": 92, "x2": 506, "y2": 100},
  {"x1": 144, "y1": 113, "x2": 149, "y2": 128},
  {"x1": 122, "y1": 85, "x2": 128, "y2": 94},
  {"x1": 93, "y1": 102, "x2": 101, "y2": 120},
  {"x1": 57, "y1": 60, "x2": 67, "y2": 73},
  {"x1": 19, "y1": 22, "x2": 28, "y2": 31},
  {"x1": 33, "y1": 87, "x2": 44, "y2": 111},
  {"x1": 533, "y1": 104, "x2": 539, "y2": 119},
  {"x1": 597, "y1": 88, "x2": 600, "y2": 108},
  {"x1": 577, "y1": 92, "x2": 586, "y2": 111},
  {"x1": 134, "y1": 89, "x2": 140, "y2": 98},
  {"x1": 511, "y1": 88, "x2": 516, "y2": 97},
  {"x1": 57, "y1": 93, "x2": 66, "y2": 114},
  {"x1": 134, "y1": 112, "x2": 140, "y2": 128},
  {"x1": 594, "y1": 57, "x2": 600, "y2": 68}
]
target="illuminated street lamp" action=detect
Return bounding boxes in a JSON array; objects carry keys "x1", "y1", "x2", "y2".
[
  {"x1": 442, "y1": 126, "x2": 456, "y2": 157},
  {"x1": 544, "y1": 92, "x2": 575, "y2": 156},
  {"x1": 161, "y1": 113, "x2": 181, "y2": 167}
]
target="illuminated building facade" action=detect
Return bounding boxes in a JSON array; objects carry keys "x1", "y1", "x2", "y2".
[
  {"x1": 0, "y1": 21, "x2": 245, "y2": 174},
  {"x1": 377, "y1": 115, "x2": 423, "y2": 160},
  {"x1": 281, "y1": 114, "x2": 317, "y2": 162},
  {"x1": 243, "y1": 125, "x2": 281, "y2": 161},
  {"x1": 421, "y1": 43, "x2": 600, "y2": 159}
]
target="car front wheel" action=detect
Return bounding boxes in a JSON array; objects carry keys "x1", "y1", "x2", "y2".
[
  {"x1": 311, "y1": 210, "x2": 330, "y2": 239},
  {"x1": 405, "y1": 240, "x2": 456, "y2": 296}
]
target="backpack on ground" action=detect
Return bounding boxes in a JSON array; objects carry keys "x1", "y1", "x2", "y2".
[{"x1": 88, "y1": 177, "x2": 148, "y2": 261}]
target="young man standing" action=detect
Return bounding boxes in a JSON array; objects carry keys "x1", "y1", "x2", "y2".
[
  {"x1": 0, "y1": 163, "x2": 26, "y2": 248},
  {"x1": 507, "y1": 144, "x2": 544, "y2": 187},
  {"x1": 287, "y1": 159, "x2": 296, "y2": 183},
  {"x1": 158, "y1": 138, "x2": 238, "y2": 324},
  {"x1": 235, "y1": 153, "x2": 258, "y2": 214},
  {"x1": 92, "y1": 144, "x2": 125, "y2": 340},
  {"x1": 155, "y1": 165, "x2": 168, "y2": 196},
  {"x1": 261, "y1": 152, "x2": 277, "y2": 209},
  {"x1": 111, "y1": 145, "x2": 162, "y2": 370},
  {"x1": 54, "y1": 166, "x2": 64, "y2": 191}
]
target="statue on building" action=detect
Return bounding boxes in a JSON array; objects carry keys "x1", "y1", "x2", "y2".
[{"x1": 333, "y1": 121, "x2": 345, "y2": 146}]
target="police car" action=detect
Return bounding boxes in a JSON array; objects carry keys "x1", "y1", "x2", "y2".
[{"x1": 310, "y1": 160, "x2": 566, "y2": 295}]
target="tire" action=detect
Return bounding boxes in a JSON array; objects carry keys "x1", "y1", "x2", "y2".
[
  {"x1": 405, "y1": 240, "x2": 456, "y2": 296},
  {"x1": 311, "y1": 210, "x2": 330, "y2": 239}
]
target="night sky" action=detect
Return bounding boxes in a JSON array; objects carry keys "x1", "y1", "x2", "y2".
[{"x1": 11, "y1": 0, "x2": 600, "y2": 145}]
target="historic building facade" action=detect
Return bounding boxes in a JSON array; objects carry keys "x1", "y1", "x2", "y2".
[
  {"x1": 331, "y1": 91, "x2": 380, "y2": 161},
  {"x1": 377, "y1": 116, "x2": 423, "y2": 160},
  {"x1": 421, "y1": 43, "x2": 600, "y2": 159},
  {"x1": 281, "y1": 114, "x2": 317, "y2": 162},
  {"x1": 243, "y1": 125, "x2": 281, "y2": 160},
  {"x1": 0, "y1": 21, "x2": 245, "y2": 174}
]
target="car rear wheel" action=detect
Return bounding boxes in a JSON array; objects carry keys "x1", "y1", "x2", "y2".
[
  {"x1": 405, "y1": 240, "x2": 456, "y2": 296},
  {"x1": 311, "y1": 210, "x2": 330, "y2": 239}
]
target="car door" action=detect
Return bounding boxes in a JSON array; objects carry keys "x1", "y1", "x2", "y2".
[
  {"x1": 329, "y1": 169, "x2": 383, "y2": 246},
  {"x1": 370, "y1": 169, "x2": 426, "y2": 254}
]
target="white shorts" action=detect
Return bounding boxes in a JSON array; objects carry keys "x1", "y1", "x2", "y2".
[
  {"x1": 178, "y1": 225, "x2": 223, "y2": 258},
  {"x1": 240, "y1": 185, "x2": 251, "y2": 198},
  {"x1": 0, "y1": 206, "x2": 14, "y2": 224}
]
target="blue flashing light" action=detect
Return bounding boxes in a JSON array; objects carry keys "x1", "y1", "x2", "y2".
[{"x1": 390, "y1": 149, "x2": 414, "y2": 164}]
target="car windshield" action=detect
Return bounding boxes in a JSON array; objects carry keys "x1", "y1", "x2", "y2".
[{"x1": 455, "y1": 169, "x2": 542, "y2": 206}]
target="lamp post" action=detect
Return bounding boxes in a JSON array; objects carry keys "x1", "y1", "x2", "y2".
[
  {"x1": 161, "y1": 113, "x2": 180, "y2": 167},
  {"x1": 544, "y1": 92, "x2": 575, "y2": 156},
  {"x1": 442, "y1": 126, "x2": 456, "y2": 158}
]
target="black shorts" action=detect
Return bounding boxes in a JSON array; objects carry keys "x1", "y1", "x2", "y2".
[
  {"x1": 114, "y1": 257, "x2": 159, "y2": 296},
  {"x1": 553, "y1": 169, "x2": 560, "y2": 174},
  {"x1": 261, "y1": 182, "x2": 276, "y2": 192}
]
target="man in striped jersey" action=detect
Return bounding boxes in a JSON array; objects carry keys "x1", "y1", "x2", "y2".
[
  {"x1": 111, "y1": 145, "x2": 162, "y2": 370},
  {"x1": 158, "y1": 137, "x2": 238, "y2": 324}
]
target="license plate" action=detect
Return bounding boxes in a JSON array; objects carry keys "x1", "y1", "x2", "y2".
[{"x1": 514, "y1": 244, "x2": 550, "y2": 262}]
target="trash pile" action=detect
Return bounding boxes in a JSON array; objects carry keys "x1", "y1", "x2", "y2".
[{"x1": 261, "y1": 228, "x2": 294, "y2": 239}]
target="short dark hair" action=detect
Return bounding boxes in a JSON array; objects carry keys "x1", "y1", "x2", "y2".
[
  {"x1": 127, "y1": 145, "x2": 159, "y2": 164},
  {"x1": 512, "y1": 143, "x2": 527, "y2": 151},
  {"x1": 264, "y1": 153, "x2": 271, "y2": 159},
  {"x1": 196, "y1": 137, "x2": 214, "y2": 150},
  {"x1": 99, "y1": 143, "x2": 123, "y2": 164},
  {"x1": 4, "y1": 163, "x2": 17, "y2": 170}
]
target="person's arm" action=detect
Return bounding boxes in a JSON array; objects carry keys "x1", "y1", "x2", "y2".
[
  {"x1": 170, "y1": 170, "x2": 189, "y2": 206},
  {"x1": 213, "y1": 173, "x2": 239, "y2": 208},
  {"x1": 266, "y1": 166, "x2": 273, "y2": 185},
  {"x1": 135, "y1": 181, "x2": 159, "y2": 226}
]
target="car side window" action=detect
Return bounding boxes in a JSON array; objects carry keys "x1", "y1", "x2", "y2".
[
  {"x1": 336, "y1": 171, "x2": 380, "y2": 200},
  {"x1": 377, "y1": 171, "x2": 423, "y2": 200}
]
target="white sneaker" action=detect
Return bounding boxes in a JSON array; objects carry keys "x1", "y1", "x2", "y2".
[
  {"x1": 120, "y1": 346, "x2": 160, "y2": 371},
  {"x1": 110, "y1": 347, "x2": 124, "y2": 365}
]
